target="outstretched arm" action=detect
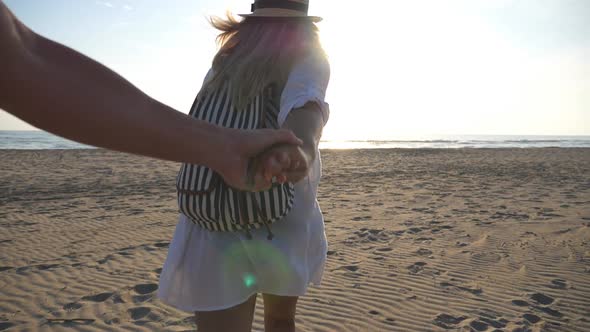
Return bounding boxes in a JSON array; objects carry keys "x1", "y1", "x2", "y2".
[{"x1": 0, "y1": 1, "x2": 301, "y2": 190}]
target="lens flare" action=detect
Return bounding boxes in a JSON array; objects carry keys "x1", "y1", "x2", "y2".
[
  {"x1": 243, "y1": 274, "x2": 257, "y2": 288},
  {"x1": 222, "y1": 237, "x2": 294, "y2": 291}
]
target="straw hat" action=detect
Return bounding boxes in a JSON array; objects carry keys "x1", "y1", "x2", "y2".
[{"x1": 239, "y1": 0, "x2": 322, "y2": 22}]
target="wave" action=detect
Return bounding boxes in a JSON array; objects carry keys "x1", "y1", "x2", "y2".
[
  {"x1": 2, "y1": 131, "x2": 589, "y2": 150},
  {"x1": 319, "y1": 137, "x2": 590, "y2": 149}
]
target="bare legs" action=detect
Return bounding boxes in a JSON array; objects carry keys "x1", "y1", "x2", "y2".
[
  {"x1": 196, "y1": 295, "x2": 257, "y2": 332},
  {"x1": 194, "y1": 294, "x2": 299, "y2": 332},
  {"x1": 263, "y1": 294, "x2": 299, "y2": 332}
]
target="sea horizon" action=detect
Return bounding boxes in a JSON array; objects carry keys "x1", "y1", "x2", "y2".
[{"x1": 1, "y1": 130, "x2": 590, "y2": 150}]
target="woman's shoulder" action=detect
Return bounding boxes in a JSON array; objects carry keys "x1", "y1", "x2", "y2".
[
  {"x1": 294, "y1": 51, "x2": 330, "y2": 75},
  {"x1": 288, "y1": 51, "x2": 330, "y2": 86}
]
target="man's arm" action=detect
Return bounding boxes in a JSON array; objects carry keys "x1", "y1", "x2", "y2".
[{"x1": 0, "y1": 1, "x2": 301, "y2": 190}]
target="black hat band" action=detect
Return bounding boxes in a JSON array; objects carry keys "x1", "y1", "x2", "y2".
[{"x1": 251, "y1": 0, "x2": 309, "y2": 14}]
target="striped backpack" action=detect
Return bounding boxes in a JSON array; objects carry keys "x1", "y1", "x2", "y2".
[{"x1": 176, "y1": 80, "x2": 295, "y2": 240}]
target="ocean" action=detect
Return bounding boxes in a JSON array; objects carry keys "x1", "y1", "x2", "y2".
[{"x1": 1, "y1": 131, "x2": 589, "y2": 150}]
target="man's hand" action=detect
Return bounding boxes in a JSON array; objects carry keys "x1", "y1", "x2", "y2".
[
  {"x1": 262, "y1": 144, "x2": 311, "y2": 184},
  {"x1": 243, "y1": 143, "x2": 312, "y2": 191},
  {"x1": 225, "y1": 102, "x2": 325, "y2": 192},
  {"x1": 214, "y1": 128, "x2": 303, "y2": 191}
]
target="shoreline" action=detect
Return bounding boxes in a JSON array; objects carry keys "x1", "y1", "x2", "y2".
[{"x1": 1, "y1": 146, "x2": 589, "y2": 151}]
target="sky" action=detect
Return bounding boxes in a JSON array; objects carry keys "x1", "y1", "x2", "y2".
[{"x1": 1, "y1": 0, "x2": 589, "y2": 140}]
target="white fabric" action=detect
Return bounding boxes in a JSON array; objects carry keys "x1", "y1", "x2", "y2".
[
  {"x1": 157, "y1": 54, "x2": 330, "y2": 312},
  {"x1": 279, "y1": 53, "x2": 330, "y2": 127}
]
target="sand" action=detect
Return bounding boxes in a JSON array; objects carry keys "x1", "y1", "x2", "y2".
[{"x1": 0, "y1": 148, "x2": 589, "y2": 331}]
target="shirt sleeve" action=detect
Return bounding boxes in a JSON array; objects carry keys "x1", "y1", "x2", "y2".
[{"x1": 278, "y1": 54, "x2": 331, "y2": 127}]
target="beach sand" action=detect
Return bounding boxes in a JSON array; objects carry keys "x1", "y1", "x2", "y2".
[{"x1": 1, "y1": 148, "x2": 589, "y2": 331}]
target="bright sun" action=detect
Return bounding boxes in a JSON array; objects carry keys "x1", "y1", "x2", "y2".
[{"x1": 309, "y1": 1, "x2": 585, "y2": 139}]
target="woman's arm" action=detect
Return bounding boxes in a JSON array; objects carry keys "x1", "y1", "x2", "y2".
[
  {"x1": 0, "y1": 1, "x2": 301, "y2": 190},
  {"x1": 254, "y1": 102, "x2": 324, "y2": 188}
]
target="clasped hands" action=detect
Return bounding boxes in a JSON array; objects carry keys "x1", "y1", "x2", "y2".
[
  {"x1": 213, "y1": 128, "x2": 313, "y2": 192},
  {"x1": 246, "y1": 143, "x2": 311, "y2": 192}
]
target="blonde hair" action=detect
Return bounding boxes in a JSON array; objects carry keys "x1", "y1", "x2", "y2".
[{"x1": 201, "y1": 13, "x2": 325, "y2": 110}]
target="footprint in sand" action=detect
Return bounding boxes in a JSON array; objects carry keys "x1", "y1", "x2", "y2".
[
  {"x1": 375, "y1": 247, "x2": 392, "y2": 253},
  {"x1": 407, "y1": 227, "x2": 424, "y2": 234},
  {"x1": 534, "y1": 306, "x2": 563, "y2": 318},
  {"x1": 459, "y1": 285, "x2": 482, "y2": 295},
  {"x1": 477, "y1": 316, "x2": 507, "y2": 329},
  {"x1": 415, "y1": 237, "x2": 434, "y2": 242},
  {"x1": 128, "y1": 307, "x2": 151, "y2": 320},
  {"x1": 432, "y1": 225, "x2": 454, "y2": 233},
  {"x1": 132, "y1": 283, "x2": 158, "y2": 303},
  {"x1": 407, "y1": 262, "x2": 427, "y2": 274},
  {"x1": 0, "y1": 322, "x2": 15, "y2": 331},
  {"x1": 416, "y1": 248, "x2": 433, "y2": 256},
  {"x1": 63, "y1": 302, "x2": 83, "y2": 311},
  {"x1": 134, "y1": 283, "x2": 158, "y2": 295},
  {"x1": 104, "y1": 317, "x2": 121, "y2": 325},
  {"x1": 108, "y1": 294, "x2": 125, "y2": 304},
  {"x1": 384, "y1": 317, "x2": 396, "y2": 325},
  {"x1": 353, "y1": 228, "x2": 391, "y2": 243},
  {"x1": 126, "y1": 209, "x2": 144, "y2": 216},
  {"x1": 469, "y1": 320, "x2": 489, "y2": 331},
  {"x1": 98, "y1": 255, "x2": 114, "y2": 265},
  {"x1": 530, "y1": 293, "x2": 554, "y2": 305},
  {"x1": 342, "y1": 265, "x2": 359, "y2": 272},
  {"x1": 82, "y1": 292, "x2": 113, "y2": 302},
  {"x1": 440, "y1": 281, "x2": 483, "y2": 295},
  {"x1": 433, "y1": 313, "x2": 467, "y2": 329},
  {"x1": 15, "y1": 264, "x2": 60, "y2": 275},
  {"x1": 511, "y1": 299, "x2": 530, "y2": 307},
  {"x1": 549, "y1": 279, "x2": 567, "y2": 289},
  {"x1": 523, "y1": 313, "x2": 541, "y2": 324},
  {"x1": 37, "y1": 264, "x2": 60, "y2": 270}
]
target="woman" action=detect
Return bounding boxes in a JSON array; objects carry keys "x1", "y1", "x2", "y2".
[{"x1": 157, "y1": 1, "x2": 330, "y2": 331}]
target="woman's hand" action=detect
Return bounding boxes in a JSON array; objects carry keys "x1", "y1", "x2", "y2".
[
  {"x1": 239, "y1": 102, "x2": 325, "y2": 192},
  {"x1": 215, "y1": 128, "x2": 303, "y2": 191},
  {"x1": 261, "y1": 144, "x2": 311, "y2": 183},
  {"x1": 245, "y1": 143, "x2": 312, "y2": 191}
]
